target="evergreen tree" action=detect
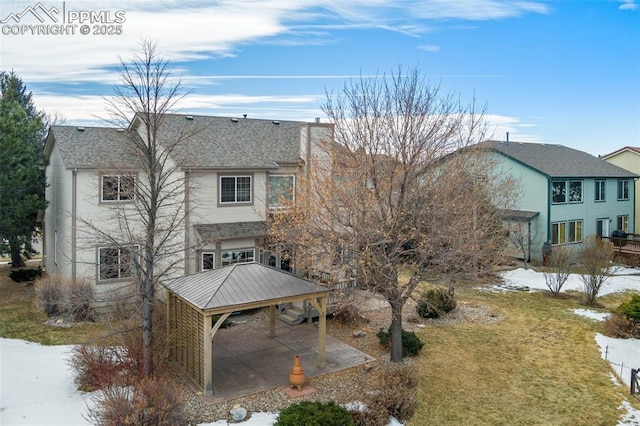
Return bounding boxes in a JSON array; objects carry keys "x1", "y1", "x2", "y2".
[{"x1": 0, "y1": 71, "x2": 47, "y2": 267}]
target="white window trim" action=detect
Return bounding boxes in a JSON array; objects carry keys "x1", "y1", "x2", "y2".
[
  {"x1": 617, "y1": 179, "x2": 630, "y2": 201},
  {"x1": 218, "y1": 174, "x2": 253, "y2": 205},
  {"x1": 595, "y1": 180, "x2": 606, "y2": 202}
]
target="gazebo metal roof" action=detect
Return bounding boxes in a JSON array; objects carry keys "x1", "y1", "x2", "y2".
[{"x1": 162, "y1": 262, "x2": 331, "y2": 313}]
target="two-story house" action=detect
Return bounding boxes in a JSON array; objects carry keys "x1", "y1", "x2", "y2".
[
  {"x1": 601, "y1": 146, "x2": 640, "y2": 234},
  {"x1": 475, "y1": 140, "x2": 638, "y2": 262},
  {"x1": 43, "y1": 114, "x2": 333, "y2": 296}
]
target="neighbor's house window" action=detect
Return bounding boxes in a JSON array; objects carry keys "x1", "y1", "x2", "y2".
[
  {"x1": 568, "y1": 180, "x2": 583, "y2": 203},
  {"x1": 618, "y1": 179, "x2": 629, "y2": 200},
  {"x1": 202, "y1": 252, "x2": 215, "y2": 270},
  {"x1": 552, "y1": 181, "x2": 566, "y2": 203},
  {"x1": 268, "y1": 174, "x2": 295, "y2": 208},
  {"x1": 617, "y1": 215, "x2": 629, "y2": 232},
  {"x1": 98, "y1": 246, "x2": 137, "y2": 281},
  {"x1": 221, "y1": 249, "x2": 255, "y2": 266},
  {"x1": 551, "y1": 222, "x2": 566, "y2": 245},
  {"x1": 101, "y1": 174, "x2": 135, "y2": 202},
  {"x1": 595, "y1": 180, "x2": 606, "y2": 202},
  {"x1": 568, "y1": 220, "x2": 583, "y2": 243},
  {"x1": 552, "y1": 180, "x2": 583, "y2": 204},
  {"x1": 219, "y1": 175, "x2": 252, "y2": 204}
]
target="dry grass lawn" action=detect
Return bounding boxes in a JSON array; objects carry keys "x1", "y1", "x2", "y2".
[
  {"x1": 412, "y1": 283, "x2": 640, "y2": 425},
  {"x1": 0, "y1": 263, "x2": 106, "y2": 345}
]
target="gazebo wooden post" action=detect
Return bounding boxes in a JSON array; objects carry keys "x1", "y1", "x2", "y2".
[
  {"x1": 268, "y1": 305, "x2": 276, "y2": 337},
  {"x1": 203, "y1": 312, "x2": 213, "y2": 396},
  {"x1": 317, "y1": 295, "x2": 327, "y2": 367},
  {"x1": 308, "y1": 295, "x2": 328, "y2": 368}
]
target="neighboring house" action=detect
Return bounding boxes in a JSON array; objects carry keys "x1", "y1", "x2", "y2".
[
  {"x1": 475, "y1": 140, "x2": 638, "y2": 262},
  {"x1": 43, "y1": 114, "x2": 333, "y2": 297},
  {"x1": 601, "y1": 146, "x2": 640, "y2": 234}
]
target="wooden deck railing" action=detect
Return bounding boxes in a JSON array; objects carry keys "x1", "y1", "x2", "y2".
[{"x1": 600, "y1": 233, "x2": 640, "y2": 254}]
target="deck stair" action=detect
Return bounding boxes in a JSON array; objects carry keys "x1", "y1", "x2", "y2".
[{"x1": 278, "y1": 304, "x2": 305, "y2": 325}]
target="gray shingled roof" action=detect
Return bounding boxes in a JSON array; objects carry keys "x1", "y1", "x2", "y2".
[
  {"x1": 194, "y1": 222, "x2": 267, "y2": 243},
  {"x1": 152, "y1": 114, "x2": 303, "y2": 169},
  {"x1": 162, "y1": 262, "x2": 332, "y2": 311},
  {"x1": 46, "y1": 126, "x2": 143, "y2": 169},
  {"x1": 48, "y1": 114, "x2": 306, "y2": 170},
  {"x1": 475, "y1": 140, "x2": 638, "y2": 178}
]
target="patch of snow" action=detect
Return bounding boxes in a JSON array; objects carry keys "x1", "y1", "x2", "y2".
[{"x1": 572, "y1": 308, "x2": 610, "y2": 321}]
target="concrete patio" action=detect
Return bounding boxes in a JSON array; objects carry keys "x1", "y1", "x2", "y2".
[{"x1": 201, "y1": 319, "x2": 375, "y2": 402}]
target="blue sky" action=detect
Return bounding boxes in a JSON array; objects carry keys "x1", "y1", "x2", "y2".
[{"x1": 1, "y1": 0, "x2": 638, "y2": 156}]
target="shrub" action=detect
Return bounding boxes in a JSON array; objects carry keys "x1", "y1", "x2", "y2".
[
  {"x1": 578, "y1": 235, "x2": 614, "y2": 306},
  {"x1": 68, "y1": 344, "x2": 132, "y2": 392},
  {"x1": 603, "y1": 313, "x2": 639, "y2": 339},
  {"x1": 275, "y1": 401, "x2": 353, "y2": 426},
  {"x1": 618, "y1": 293, "x2": 640, "y2": 323},
  {"x1": 416, "y1": 285, "x2": 456, "y2": 319},
  {"x1": 34, "y1": 274, "x2": 96, "y2": 321},
  {"x1": 34, "y1": 274, "x2": 65, "y2": 316},
  {"x1": 67, "y1": 277, "x2": 96, "y2": 321},
  {"x1": 376, "y1": 328, "x2": 424, "y2": 357},
  {"x1": 368, "y1": 364, "x2": 418, "y2": 422},
  {"x1": 350, "y1": 404, "x2": 389, "y2": 426},
  {"x1": 542, "y1": 245, "x2": 573, "y2": 295},
  {"x1": 86, "y1": 377, "x2": 186, "y2": 426},
  {"x1": 333, "y1": 303, "x2": 368, "y2": 325},
  {"x1": 9, "y1": 266, "x2": 44, "y2": 282}
]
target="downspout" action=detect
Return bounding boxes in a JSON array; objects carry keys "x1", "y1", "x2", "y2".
[
  {"x1": 184, "y1": 170, "x2": 190, "y2": 274},
  {"x1": 634, "y1": 177, "x2": 638, "y2": 233},
  {"x1": 72, "y1": 168, "x2": 77, "y2": 284}
]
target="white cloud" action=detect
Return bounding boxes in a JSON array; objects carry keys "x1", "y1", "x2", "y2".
[
  {"x1": 619, "y1": 0, "x2": 639, "y2": 10},
  {"x1": 419, "y1": 44, "x2": 441, "y2": 53},
  {"x1": 1, "y1": 0, "x2": 550, "y2": 83}
]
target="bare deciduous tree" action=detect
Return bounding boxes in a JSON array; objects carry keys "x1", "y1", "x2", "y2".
[
  {"x1": 269, "y1": 67, "x2": 517, "y2": 362},
  {"x1": 579, "y1": 235, "x2": 615, "y2": 306},
  {"x1": 542, "y1": 244, "x2": 573, "y2": 295},
  {"x1": 79, "y1": 40, "x2": 202, "y2": 376}
]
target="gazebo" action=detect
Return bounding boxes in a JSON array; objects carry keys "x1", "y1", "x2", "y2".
[{"x1": 161, "y1": 262, "x2": 333, "y2": 396}]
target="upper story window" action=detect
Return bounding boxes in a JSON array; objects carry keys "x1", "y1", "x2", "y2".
[
  {"x1": 618, "y1": 179, "x2": 629, "y2": 201},
  {"x1": 595, "y1": 180, "x2": 606, "y2": 202},
  {"x1": 101, "y1": 174, "x2": 135, "y2": 202},
  {"x1": 220, "y1": 175, "x2": 252, "y2": 204},
  {"x1": 552, "y1": 179, "x2": 582, "y2": 204},
  {"x1": 221, "y1": 249, "x2": 255, "y2": 266},
  {"x1": 568, "y1": 180, "x2": 582, "y2": 203},
  {"x1": 552, "y1": 181, "x2": 566, "y2": 203},
  {"x1": 268, "y1": 174, "x2": 295, "y2": 208},
  {"x1": 98, "y1": 245, "x2": 138, "y2": 281}
]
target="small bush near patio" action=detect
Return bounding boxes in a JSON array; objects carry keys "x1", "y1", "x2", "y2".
[
  {"x1": 68, "y1": 344, "x2": 132, "y2": 392},
  {"x1": 275, "y1": 401, "x2": 353, "y2": 426},
  {"x1": 86, "y1": 376, "x2": 185, "y2": 426},
  {"x1": 377, "y1": 327, "x2": 424, "y2": 357},
  {"x1": 368, "y1": 363, "x2": 418, "y2": 423},
  {"x1": 416, "y1": 285, "x2": 456, "y2": 319}
]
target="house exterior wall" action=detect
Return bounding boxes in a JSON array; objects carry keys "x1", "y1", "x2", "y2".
[
  {"x1": 603, "y1": 151, "x2": 640, "y2": 233},
  {"x1": 489, "y1": 152, "x2": 549, "y2": 259}
]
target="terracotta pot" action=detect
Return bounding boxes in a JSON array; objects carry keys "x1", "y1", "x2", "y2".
[{"x1": 289, "y1": 355, "x2": 305, "y2": 391}]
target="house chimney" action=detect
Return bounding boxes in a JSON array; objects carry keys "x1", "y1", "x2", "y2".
[
  {"x1": 243, "y1": 114, "x2": 247, "y2": 119},
  {"x1": 506, "y1": 132, "x2": 509, "y2": 146},
  {"x1": 315, "y1": 117, "x2": 320, "y2": 123}
]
